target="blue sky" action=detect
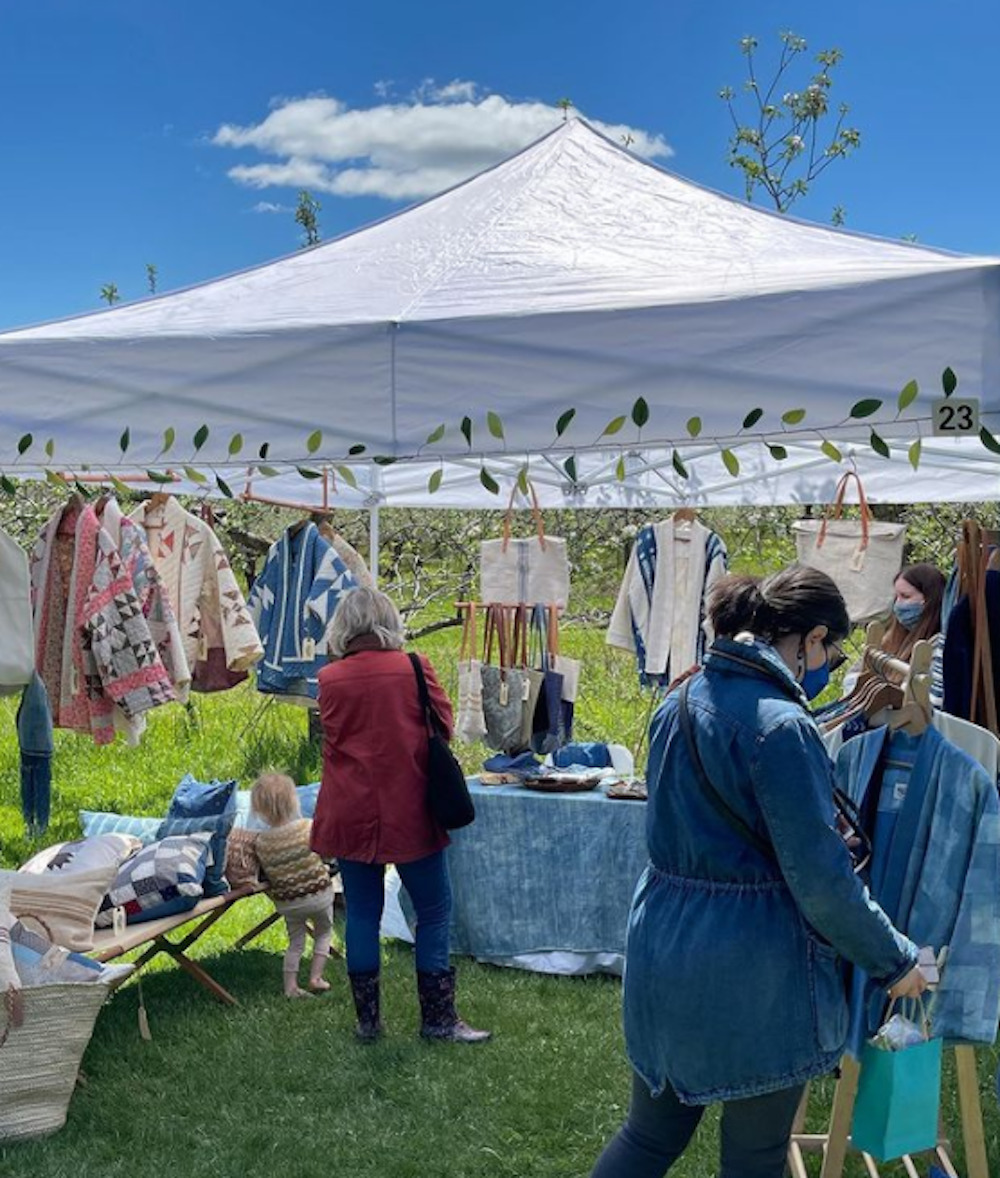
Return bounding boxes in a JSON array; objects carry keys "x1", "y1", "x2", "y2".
[{"x1": 1, "y1": 0, "x2": 999, "y2": 330}]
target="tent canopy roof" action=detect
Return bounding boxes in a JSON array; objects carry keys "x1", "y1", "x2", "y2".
[{"x1": 2, "y1": 118, "x2": 999, "y2": 505}]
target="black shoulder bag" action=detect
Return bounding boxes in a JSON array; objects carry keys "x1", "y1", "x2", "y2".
[{"x1": 408, "y1": 653, "x2": 476, "y2": 830}]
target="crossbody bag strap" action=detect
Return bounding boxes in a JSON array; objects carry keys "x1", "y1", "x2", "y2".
[
  {"x1": 408, "y1": 652, "x2": 442, "y2": 737},
  {"x1": 677, "y1": 678, "x2": 775, "y2": 860}
]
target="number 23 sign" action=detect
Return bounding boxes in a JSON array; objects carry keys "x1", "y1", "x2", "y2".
[{"x1": 932, "y1": 396, "x2": 980, "y2": 436}]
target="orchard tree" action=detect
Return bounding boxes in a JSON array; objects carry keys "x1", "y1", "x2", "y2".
[
  {"x1": 99, "y1": 282, "x2": 120, "y2": 305},
  {"x1": 294, "y1": 190, "x2": 322, "y2": 247},
  {"x1": 720, "y1": 30, "x2": 860, "y2": 220}
]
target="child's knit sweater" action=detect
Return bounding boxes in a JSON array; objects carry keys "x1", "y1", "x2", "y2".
[{"x1": 255, "y1": 818, "x2": 331, "y2": 904}]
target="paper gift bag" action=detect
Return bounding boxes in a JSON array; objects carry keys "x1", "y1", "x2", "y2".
[
  {"x1": 791, "y1": 472, "x2": 905, "y2": 625},
  {"x1": 851, "y1": 1029, "x2": 942, "y2": 1160},
  {"x1": 480, "y1": 484, "x2": 569, "y2": 608}
]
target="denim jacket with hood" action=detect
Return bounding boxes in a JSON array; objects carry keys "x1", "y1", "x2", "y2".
[{"x1": 622, "y1": 637, "x2": 917, "y2": 1105}]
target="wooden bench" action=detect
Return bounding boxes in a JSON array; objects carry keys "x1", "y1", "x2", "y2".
[{"x1": 89, "y1": 882, "x2": 267, "y2": 1006}]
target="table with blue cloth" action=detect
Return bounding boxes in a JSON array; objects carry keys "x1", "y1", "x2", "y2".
[{"x1": 444, "y1": 779, "x2": 648, "y2": 976}]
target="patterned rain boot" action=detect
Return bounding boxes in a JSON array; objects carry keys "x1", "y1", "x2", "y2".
[
  {"x1": 348, "y1": 970, "x2": 382, "y2": 1043},
  {"x1": 417, "y1": 967, "x2": 491, "y2": 1043}
]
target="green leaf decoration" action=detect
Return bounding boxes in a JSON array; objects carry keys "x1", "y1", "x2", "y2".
[
  {"x1": 908, "y1": 439, "x2": 922, "y2": 470},
  {"x1": 942, "y1": 367, "x2": 958, "y2": 397},
  {"x1": 228, "y1": 433, "x2": 244, "y2": 457},
  {"x1": 869, "y1": 430, "x2": 890, "y2": 458},
  {"x1": 259, "y1": 442, "x2": 270, "y2": 460},
  {"x1": 631, "y1": 397, "x2": 650, "y2": 429},
  {"x1": 73, "y1": 481, "x2": 91, "y2": 499},
  {"x1": 162, "y1": 427, "x2": 176, "y2": 454},
  {"x1": 215, "y1": 474, "x2": 234, "y2": 499},
  {"x1": 672, "y1": 450, "x2": 689, "y2": 479},
  {"x1": 193, "y1": 424, "x2": 210, "y2": 452},
  {"x1": 979, "y1": 426, "x2": 1000, "y2": 456},
  {"x1": 686, "y1": 416, "x2": 702, "y2": 438},
  {"x1": 517, "y1": 467, "x2": 530, "y2": 496},
  {"x1": 0, "y1": 474, "x2": 16, "y2": 495},
  {"x1": 306, "y1": 429, "x2": 323, "y2": 454},
  {"x1": 897, "y1": 379, "x2": 919, "y2": 412},
  {"x1": 183, "y1": 465, "x2": 208, "y2": 485},
  {"x1": 556, "y1": 408, "x2": 576, "y2": 437},
  {"x1": 17, "y1": 434, "x2": 32, "y2": 455},
  {"x1": 721, "y1": 449, "x2": 740, "y2": 476},
  {"x1": 742, "y1": 408, "x2": 764, "y2": 430},
  {"x1": 849, "y1": 399, "x2": 883, "y2": 419},
  {"x1": 42, "y1": 470, "x2": 65, "y2": 488},
  {"x1": 479, "y1": 467, "x2": 500, "y2": 494},
  {"x1": 44, "y1": 438, "x2": 55, "y2": 459},
  {"x1": 781, "y1": 408, "x2": 806, "y2": 425},
  {"x1": 487, "y1": 411, "x2": 505, "y2": 440},
  {"x1": 296, "y1": 465, "x2": 323, "y2": 479},
  {"x1": 460, "y1": 417, "x2": 473, "y2": 447},
  {"x1": 110, "y1": 476, "x2": 132, "y2": 498},
  {"x1": 119, "y1": 428, "x2": 130, "y2": 454},
  {"x1": 348, "y1": 444, "x2": 366, "y2": 456},
  {"x1": 146, "y1": 469, "x2": 175, "y2": 484},
  {"x1": 372, "y1": 456, "x2": 397, "y2": 466},
  {"x1": 615, "y1": 455, "x2": 626, "y2": 482},
  {"x1": 767, "y1": 444, "x2": 789, "y2": 461},
  {"x1": 602, "y1": 415, "x2": 626, "y2": 437},
  {"x1": 563, "y1": 455, "x2": 578, "y2": 482},
  {"x1": 335, "y1": 464, "x2": 358, "y2": 489},
  {"x1": 257, "y1": 465, "x2": 281, "y2": 478},
  {"x1": 425, "y1": 424, "x2": 446, "y2": 445},
  {"x1": 428, "y1": 469, "x2": 443, "y2": 494},
  {"x1": 820, "y1": 440, "x2": 843, "y2": 463}
]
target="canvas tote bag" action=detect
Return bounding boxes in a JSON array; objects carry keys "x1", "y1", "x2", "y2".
[
  {"x1": 512, "y1": 605, "x2": 547, "y2": 752},
  {"x1": 545, "y1": 604, "x2": 580, "y2": 743},
  {"x1": 791, "y1": 472, "x2": 905, "y2": 624},
  {"x1": 454, "y1": 604, "x2": 488, "y2": 744},
  {"x1": 480, "y1": 605, "x2": 526, "y2": 753},
  {"x1": 480, "y1": 484, "x2": 570, "y2": 608}
]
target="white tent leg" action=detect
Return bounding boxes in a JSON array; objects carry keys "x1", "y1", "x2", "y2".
[{"x1": 369, "y1": 504, "x2": 380, "y2": 588}]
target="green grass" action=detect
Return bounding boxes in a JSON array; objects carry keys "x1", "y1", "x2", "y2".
[{"x1": 0, "y1": 623, "x2": 997, "y2": 1174}]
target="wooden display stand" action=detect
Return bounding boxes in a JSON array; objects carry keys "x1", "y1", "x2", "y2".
[{"x1": 788, "y1": 1045, "x2": 988, "y2": 1178}]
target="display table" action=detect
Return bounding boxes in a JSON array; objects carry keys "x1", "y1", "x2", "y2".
[{"x1": 444, "y1": 780, "x2": 648, "y2": 975}]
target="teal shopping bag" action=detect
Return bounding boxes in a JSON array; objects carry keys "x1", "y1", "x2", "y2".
[{"x1": 850, "y1": 1035, "x2": 942, "y2": 1160}]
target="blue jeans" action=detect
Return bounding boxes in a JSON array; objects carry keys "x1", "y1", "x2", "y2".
[
  {"x1": 591, "y1": 1071, "x2": 804, "y2": 1178},
  {"x1": 339, "y1": 851, "x2": 452, "y2": 974}
]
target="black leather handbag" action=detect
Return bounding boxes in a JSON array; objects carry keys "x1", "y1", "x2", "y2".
[{"x1": 408, "y1": 653, "x2": 476, "y2": 830}]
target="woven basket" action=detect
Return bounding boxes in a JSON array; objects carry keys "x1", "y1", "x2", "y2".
[{"x1": 0, "y1": 980, "x2": 114, "y2": 1142}]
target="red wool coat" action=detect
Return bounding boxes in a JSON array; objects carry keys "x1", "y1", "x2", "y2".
[{"x1": 311, "y1": 648, "x2": 455, "y2": 864}]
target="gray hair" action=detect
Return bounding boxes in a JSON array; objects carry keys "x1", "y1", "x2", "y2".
[{"x1": 326, "y1": 587, "x2": 406, "y2": 658}]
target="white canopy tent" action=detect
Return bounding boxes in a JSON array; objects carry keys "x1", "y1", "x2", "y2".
[{"x1": 1, "y1": 117, "x2": 999, "y2": 509}]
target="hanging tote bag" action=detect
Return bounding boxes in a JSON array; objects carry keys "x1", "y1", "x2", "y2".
[
  {"x1": 479, "y1": 484, "x2": 570, "y2": 607},
  {"x1": 850, "y1": 999, "x2": 942, "y2": 1161},
  {"x1": 454, "y1": 605, "x2": 488, "y2": 744},
  {"x1": 546, "y1": 603, "x2": 580, "y2": 743},
  {"x1": 528, "y1": 604, "x2": 566, "y2": 755},
  {"x1": 407, "y1": 653, "x2": 475, "y2": 830},
  {"x1": 513, "y1": 605, "x2": 547, "y2": 752},
  {"x1": 791, "y1": 472, "x2": 905, "y2": 625},
  {"x1": 480, "y1": 605, "x2": 526, "y2": 753}
]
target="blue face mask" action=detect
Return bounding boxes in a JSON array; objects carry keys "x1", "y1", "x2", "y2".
[
  {"x1": 893, "y1": 601, "x2": 924, "y2": 630},
  {"x1": 801, "y1": 660, "x2": 830, "y2": 701}
]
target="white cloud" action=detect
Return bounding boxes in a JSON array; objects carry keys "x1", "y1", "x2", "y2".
[
  {"x1": 212, "y1": 86, "x2": 672, "y2": 202},
  {"x1": 251, "y1": 200, "x2": 294, "y2": 214}
]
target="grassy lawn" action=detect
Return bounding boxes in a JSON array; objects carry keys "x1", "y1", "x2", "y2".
[{"x1": 0, "y1": 618, "x2": 995, "y2": 1174}]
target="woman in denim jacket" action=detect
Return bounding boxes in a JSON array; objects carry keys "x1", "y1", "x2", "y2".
[{"x1": 592, "y1": 566, "x2": 927, "y2": 1178}]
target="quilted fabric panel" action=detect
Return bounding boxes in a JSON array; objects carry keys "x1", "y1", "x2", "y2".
[{"x1": 95, "y1": 832, "x2": 210, "y2": 926}]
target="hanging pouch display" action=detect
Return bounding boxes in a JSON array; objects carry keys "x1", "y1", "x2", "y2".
[
  {"x1": 479, "y1": 484, "x2": 570, "y2": 608},
  {"x1": 480, "y1": 605, "x2": 526, "y2": 753},
  {"x1": 851, "y1": 996, "x2": 942, "y2": 1161},
  {"x1": 529, "y1": 604, "x2": 565, "y2": 755},
  {"x1": 513, "y1": 605, "x2": 546, "y2": 753},
  {"x1": 547, "y1": 603, "x2": 579, "y2": 743},
  {"x1": 791, "y1": 472, "x2": 905, "y2": 625},
  {"x1": 454, "y1": 605, "x2": 488, "y2": 744}
]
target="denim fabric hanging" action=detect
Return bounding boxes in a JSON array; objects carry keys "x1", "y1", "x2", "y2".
[{"x1": 17, "y1": 671, "x2": 54, "y2": 835}]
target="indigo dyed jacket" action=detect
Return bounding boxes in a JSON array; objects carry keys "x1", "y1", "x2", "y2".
[
  {"x1": 623, "y1": 638, "x2": 916, "y2": 1105},
  {"x1": 835, "y1": 725, "x2": 1000, "y2": 1049}
]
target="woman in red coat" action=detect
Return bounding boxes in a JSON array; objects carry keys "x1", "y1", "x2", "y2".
[{"x1": 312, "y1": 586, "x2": 490, "y2": 1044}]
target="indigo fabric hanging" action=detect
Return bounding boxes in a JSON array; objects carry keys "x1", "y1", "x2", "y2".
[{"x1": 17, "y1": 671, "x2": 53, "y2": 836}]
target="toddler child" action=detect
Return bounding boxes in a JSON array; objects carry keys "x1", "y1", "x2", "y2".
[{"x1": 251, "y1": 772, "x2": 335, "y2": 998}]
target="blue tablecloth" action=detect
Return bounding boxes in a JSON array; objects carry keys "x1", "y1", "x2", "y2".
[{"x1": 446, "y1": 781, "x2": 647, "y2": 966}]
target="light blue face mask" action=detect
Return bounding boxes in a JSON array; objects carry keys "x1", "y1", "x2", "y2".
[
  {"x1": 800, "y1": 660, "x2": 830, "y2": 701},
  {"x1": 893, "y1": 600, "x2": 924, "y2": 631}
]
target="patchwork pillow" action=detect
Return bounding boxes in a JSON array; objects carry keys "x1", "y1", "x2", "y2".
[
  {"x1": 96, "y1": 833, "x2": 211, "y2": 927},
  {"x1": 168, "y1": 774, "x2": 238, "y2": 818},
  {"x1": 10, "y1": 920, "x2": 111, "y2": 986},
  {"x1": 0, "y1": 863, "x2": 120, "y2": 952},
  {"x1": 79, "y1": 811, "x2": 162, "y2": 842},
  {"x1": 157, "y1": 812, "x2": 235, "y2": 898},
  {"x1": 19, "y1": 834, "x2": 142, "y2": 876},
  {"x1": 224, "y1": 828, "x2": 261, "y2": 889}
]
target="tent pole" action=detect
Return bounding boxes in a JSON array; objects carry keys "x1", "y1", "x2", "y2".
[{"x1": 369, "y1": 503, "x2": 380, "y2": 588}]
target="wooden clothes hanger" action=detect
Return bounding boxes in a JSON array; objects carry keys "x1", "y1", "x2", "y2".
[
  {"x1": 673, "y1": 506, "x2": 698, "y2": 524},
  {"x1": 870, "y1": 639, "x2": 934, "y2": 736}
]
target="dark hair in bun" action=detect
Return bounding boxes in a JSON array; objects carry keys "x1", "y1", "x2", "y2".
[{"x1": 708, "y1": 565, "x2": 850, "y2": 644}]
